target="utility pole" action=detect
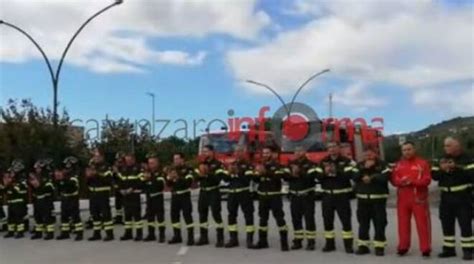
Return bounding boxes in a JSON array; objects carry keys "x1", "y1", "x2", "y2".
[{"x1": 146, "y1": 92, "x2": 156, "y2": 137}]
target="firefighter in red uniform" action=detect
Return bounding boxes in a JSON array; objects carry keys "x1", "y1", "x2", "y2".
[{"x1": 391, "y1": 141, "x2": 432, "y2": 258}]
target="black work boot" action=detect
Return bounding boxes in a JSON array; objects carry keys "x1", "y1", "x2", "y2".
[
  {"x1": 0, "y1": 223, "x2": 6, "y2": 232},
  {"x1": 56, "y1": 231, "x2": 70, "y2": 240},
  {"x1": 88, "y1": 230, "x2": 102, "y2": 241},
  {"x1": 158, "y1": 226, "x2": 166, "y2": 243},
  {"x1": 31, "y1": 231, "x2": 42, "y2": 240},
  {"x1": 344, "y1": 238, "x2": 354, "y2": 254},
  {"x1": 168, "y1": 229, "x2": 182, "y2": 244},
  {"x1": 251, "y1": 230, "x2": 269, "y2": 249},
  {"x1": 462, "y1": 248, "x2": 472, "y2": 261},
  {"x1": 225, "y1": 232, "x2": 239, "y2": 248},
  {"x1": 134, "y1": 228, "x2": 143, "y2": 241},
  {"x1": 4, "y1": 231, "x2": 14, "y2": 238},
  {"x1": 280, "y1": 230, "x2": 289, "y2": 252},
  {"x1": 104, "y1": 230, "x2": 114, "y2": 241},
  {"x1": 74, "y1": 231, "x2": 83, "y2": 241},
  {"x1": 291, "y1": 239, "x2": 303, "y2": 250},
  {"x1": 306, "y1": 239, "x2": 316, "y2": 251},
  {"x1": 120, "y1": 229, "x2": 133, "y2": 241},
  {"x1": 375, "y1": 247, "x2": 385, "y2": 256},
  {"x1": 187, "y1": 228, "x2": 195, "y2": 246},
  {"x1": 355, "y1": 246, "x2": 370, "y2": 255},
  {"x1": 144, "y1": 226, "x2": 156, "y2": 242},
  {"x1": 322, "y1": 239, "x2": 336, "y2": 252},
  {"x1": 216, "y1": 228, "x2": 224, "y2": 248},
  {"x1": 438, "y1": 247, "x2": 456, "y2": 258},
  {"x1": 195, "y1": 228, "x2": 209, "y2": 246},
  {"x1": 246, "y1": 232, "x2": 254, "y2": 249},
  {"x1": 44, "y1": 232, "x2": 54, "y2": 240},
  {"x1": 15, "y1": 232, "x2": 24, "y2": 239}
]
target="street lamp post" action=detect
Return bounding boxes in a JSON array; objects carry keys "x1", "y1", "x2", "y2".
[
  {"x1": 146, "y1": 92, "x2": 156, "y2": 137},
  {"x1": 0, "y1": 0, "x2": 123, "y2": 127}
]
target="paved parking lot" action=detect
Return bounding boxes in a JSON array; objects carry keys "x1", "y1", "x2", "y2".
[{"x1": 0, "y1": 198, "x2": 466, "y2": 264}]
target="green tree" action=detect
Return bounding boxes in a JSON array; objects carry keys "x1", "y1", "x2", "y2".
[{"x1": 0, "y1": 99, "x2": 88, "y2": 170}]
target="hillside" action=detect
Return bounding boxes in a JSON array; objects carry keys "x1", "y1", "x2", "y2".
[{"x1": 383, "y1": 116, "x2": 474, "y2": 162}]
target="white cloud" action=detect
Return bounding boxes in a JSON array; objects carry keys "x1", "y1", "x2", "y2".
[
  {"x1": 155, "y1": 51, "x2": 207, "y2": 66},
  {"x1": 0, "y1": 0, "x2": 269, "y2": 73},
  {"x1": 331, "y1": 82, "x2": 387, "y2": 112},
  {"x1": 412, "y1": 83, "x2": 474, "y2": 116},
  {"x1": 227, "y1": 0, "x2": 473, "y2": 113}
]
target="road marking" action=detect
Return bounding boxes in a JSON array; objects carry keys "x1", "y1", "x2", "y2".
[
  {"x1": 171, "y1": 262, "x2": 182, "y2": 264},
  {"x1": 177, "y1": 246, "x2": 189, "y2": 256}
]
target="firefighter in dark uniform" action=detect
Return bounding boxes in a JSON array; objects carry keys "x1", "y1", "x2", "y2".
[
  {"x1": 113, "y1": 152, "x2": 125, "y2": 225},
  {"x1": 223, "y1": 146, "x2": 255, "y2": 248},
  {"x1": 0, "y1": 169, "x2": 6, "y2": 232},
  {"x1": 3, "y1": 160, "x2": 28, "y2": 238},
  {"x1": 167, "y1": 153, "x2": 195, "y2": 246},
  {"x1": 353, "y1": 148, "x2": 391, "y2": 256},
  {"x1": 432, "y1": 137, "x2": 473, "y2": 260},
  {"x1": 117, "y1": 153, "x2": 144, "y2": 241},
  {"x1": 142, "y1": 153, "x2": 166, "y2": 242},
  {"x1": 195, "y1": 145, "x2": 227, "y2": 247},
  {"x1": 29, "y1": 159, "x2": 56, "y2": 240},
  {"x1": 55, "y1": 156, "x2": 83, "y2": 241},
  {"x1": 317, "y1": 142, "x2": 357, "y2": 253},
  {"x1": 251, "y1": 146, "x2": 289, "y2": 251},
  {"x1": 86, "y1": 150, "x2": 114, "y2": 241},
  {"x1": 286, "y1": 147, "x2": 318, "y2": 251}
]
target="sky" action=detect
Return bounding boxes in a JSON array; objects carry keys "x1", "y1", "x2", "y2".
[{"x1": 0, "y1": 0, "x2": 473, "y2": 139}]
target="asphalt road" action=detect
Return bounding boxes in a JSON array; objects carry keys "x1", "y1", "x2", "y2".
[{"x1": 0, "y1": 199, "x2": 468, "y2": 264}]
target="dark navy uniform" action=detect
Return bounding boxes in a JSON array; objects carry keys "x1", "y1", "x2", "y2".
[
  {"x1": 56, "y1": 157, "x2": 83, "y2": 241},
  {"x1": 286, "y1": 157, "x2": 318, "y2": 250},
  {"x1": 87, "y1": 162, "x2": 114, "y2": 241},
  {"x1": 353, "y1": 159, "x2": 391, "y2": 256},
  {"x1": 167, "y1": 165, "x2": 195, "y2": 246},
  {"x1": 117, "y1": 165, "x2": 144, "y2": 241},
  {"x1": 30, "y1": 172, "x2": 55, "y2": 240},
  {"x1": 195, "y1": 158, "x2": 227, "y2": 247},
  {"x1": 222, "y1": 159, "x2": 255, "y2": 248},
  {"x1": 142, "y1": 169, "x2": 166, "y2": 242},
  {"x1": 4, "y1": 162, "x2": 28, "y2": 239},
  {"x1": 252, "y1": 159, "x2": 289, "y2": 251},
  {"x1": 432, "y1": 154, "x2": 473, "y2": 260},
  {"x1": 317, "y1": 155, "x2": 357, "y2": 253},
  {"x1": 0, "y1": 180, "x2": 6, "y2": 232}
]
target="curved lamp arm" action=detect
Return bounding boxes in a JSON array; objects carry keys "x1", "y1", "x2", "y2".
[{"x1": 0, "y1": 20, "x2": 56, "y2": 86}]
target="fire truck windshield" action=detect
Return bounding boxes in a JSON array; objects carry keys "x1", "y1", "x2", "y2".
[
  {"x1": 200, "y1": 133, "x2": 245, "y2": 154},
  {"x1": 280, "y1": 133, "x2": 326, "y2": 152}
]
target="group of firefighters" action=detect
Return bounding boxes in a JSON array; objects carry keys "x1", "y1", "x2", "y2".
[{"x1": 0, "y1": 137, "x2": 472, "y2": 261}]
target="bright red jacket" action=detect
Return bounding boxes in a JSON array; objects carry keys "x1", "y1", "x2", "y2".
[{"x1": 391, "y1": 157, "x2": 431, "y2": 201}]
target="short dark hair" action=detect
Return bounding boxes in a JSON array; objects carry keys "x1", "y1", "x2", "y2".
[
  {"x1": 363, "y1": 145, "x2": 377, "y2": 152},
  {"x1": 402, "y1": 141, "x2": 415, "y2": 147},
  {"x1": 203, "y1": 145, "x2": 214, "y2": 151},
  {"x1": 263, "y1": 145, "x2": 276, "y2": 152}
]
